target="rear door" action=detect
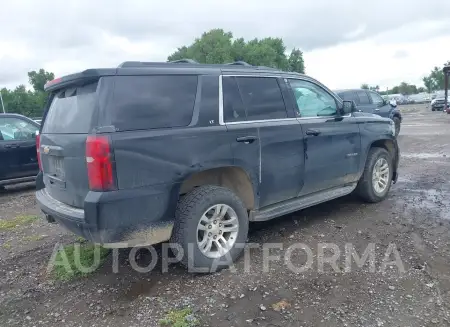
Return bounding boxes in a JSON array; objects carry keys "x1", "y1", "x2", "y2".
[
  {"x1": 355, "y1": 90, "x2": 375, "y2": 113},
  {"x1": 40, "y1": 80, "x2": 103, "y2": 208},
  {"x1": 0, "y1": 116, "x2": 39, "y2": 180}
]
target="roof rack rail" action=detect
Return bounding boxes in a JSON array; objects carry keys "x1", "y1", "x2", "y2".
[
  {"x1": 169, "y1": 59, "x2": 199, "y2": 64},
  {"x1": 225, "y1": 61, "x2": 252, "y2": 66}
]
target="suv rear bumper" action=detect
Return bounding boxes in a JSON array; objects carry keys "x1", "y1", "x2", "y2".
[{"x1": 36, "y1": 182, "x2": 176, "y2": 248}]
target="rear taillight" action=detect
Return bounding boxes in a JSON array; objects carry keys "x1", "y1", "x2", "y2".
[
  {"x1": 36, "y1": 134, "x2": 42, "y2": 171},
  {"x1": 86, "y1": 135, "x2": 116, "y2": 191}
]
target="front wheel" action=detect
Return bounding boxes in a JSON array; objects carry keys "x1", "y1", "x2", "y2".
[
  {"x1": 355, "y1": 147, "x2": 393, "y2": 203},
  {"x1": 170, "y1": 185, "x2": 249, "y2": 272}
]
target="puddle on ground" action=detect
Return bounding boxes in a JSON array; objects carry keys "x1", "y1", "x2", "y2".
[
  {"x1": 396, "y1": 188, "x2": 450, "y2": 220},
  {"x1": 401, "y1": 153, "x2": 449, "y2": 159}
]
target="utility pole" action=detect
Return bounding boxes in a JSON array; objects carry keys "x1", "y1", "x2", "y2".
[{"x1": 0, "y1": 90, "x2": 5, "y2": 113}]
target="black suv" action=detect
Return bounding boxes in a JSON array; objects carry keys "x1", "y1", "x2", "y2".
[
  {"x1": 0, "y1": 113, "x2": 40, "y2": 188},
  {"x1": 36, "y1": 60, "x2": 399, "y2": 271},
  {"x1": 335, "y1": 89, "x2": 402, "y2": 137}
]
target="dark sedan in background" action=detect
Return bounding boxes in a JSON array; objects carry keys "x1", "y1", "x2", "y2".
[{"x1": 0, "y1": 113, "x2": 40, "y2": 188}]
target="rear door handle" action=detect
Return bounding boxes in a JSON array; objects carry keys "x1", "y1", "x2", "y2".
[
  {"x1": 4, "y1": 144, "x2": 19, "y2": 148},
  {"x1": 236, "y1": 136, "x2": 257, "y2": 144},
  {"x1": 305, "y1": 129, "x2": 321, "y2": 136}
]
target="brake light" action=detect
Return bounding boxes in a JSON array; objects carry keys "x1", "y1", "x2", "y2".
[
  {"x1": 44, "y1": 77, "x2": 62, "y2": 89},
  {"x1": 86, "y1": 136, "x2": 116, "y2": 191},
  {"x1": 36, "y1": 134, "x2": 42, "y2": 171}
]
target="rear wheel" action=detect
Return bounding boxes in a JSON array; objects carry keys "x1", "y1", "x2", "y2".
[
  {"x1": 356, "y1": 147, "x2": 393, "y2": 203},
  {"x1": 171, "y1": 185, "x2": 249, "y2": 272},
  {"x1": 432, "y1": 108, "x2": 436, "y2": 111}
]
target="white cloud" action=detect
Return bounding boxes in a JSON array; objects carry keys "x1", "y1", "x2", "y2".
[
  {"x1": 1, "y1": 0, "x2": 450, "y2": 89},
  {"x1": 305, "y1": 33, "x2": 450, "y2": 90}
]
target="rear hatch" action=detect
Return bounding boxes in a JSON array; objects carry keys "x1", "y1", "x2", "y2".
[{"x1": 40, "y1": 81, "x2": 100, "y2": 208}]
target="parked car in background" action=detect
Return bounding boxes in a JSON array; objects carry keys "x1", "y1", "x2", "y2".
[
  {"x1": 431, "y1": 95, "x2": 448, "y2": 111},
  {"x1": 31, "y1": 117, "x2": 42, "y2": 124},
  {"x1": 334, "y1": 89, "x2": 402, "y2": 136},
  {"x1": 409, "y1": 93, "x2": 431, "y2": 104},
  {"x1": 36, "y1": 60, "x2": 399, "y2": 272},
  {"x1": 0, "y1": 113, "x2": 40, "y2": 188}
]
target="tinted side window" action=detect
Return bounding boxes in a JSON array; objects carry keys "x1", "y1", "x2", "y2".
[
  {"x1": 112, "y1": 75, "x2": 198, "y2": 131},
  {"x1": 356, "y1": 90, "x2": 371, "y2": 105},
  {"x1": 0, "y1": 117, "x2": 38, "y2": 141},
  {"x1": 368, "y1": 91, "x2": 384, "y2": 106},
  {"x1": 223, "y1": 76, "x2": 247, "y2": 122},
  {"x1": 338, "y1": 91, "x2": 359, "y2": 104},
  {"x1": 236, "y1": 77, "x2": 287, "y2": 120},
  {"x1": 288, "y1": 79, "x2": 337, "y2": 117}
]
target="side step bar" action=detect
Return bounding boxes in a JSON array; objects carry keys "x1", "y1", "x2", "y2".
[
  {"x1": 249, "y1": 183, "x2": 357, "y2": 222},
  {"x1": 0, "y1": 176, "x2": 36, "y2": 186}
]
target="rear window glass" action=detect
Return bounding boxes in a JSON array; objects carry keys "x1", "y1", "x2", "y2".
[
  {"x1": 111, "y1": 75, "x2": 198, "y2": 131},
  {"x1": 42, "y1": 82, "x2": 98, "y2": 134}
]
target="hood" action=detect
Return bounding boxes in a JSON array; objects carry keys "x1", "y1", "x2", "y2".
[{"x1": 352, "y1": 112, "x2": 391, "y2": 121}]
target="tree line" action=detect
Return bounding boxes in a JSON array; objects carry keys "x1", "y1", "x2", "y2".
[
  {"x1": 2, "y1": 28, "x2": 449, "y2": 118},
  {"x1": 1, "y1": 29, "x2": 305, "y2": 118},
  {"x1": 361, "y1": 60, "x2": 450, "y2": 95}
]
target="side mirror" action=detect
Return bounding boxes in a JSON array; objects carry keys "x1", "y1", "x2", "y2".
[
  {"x1": 389, "y1": 99, "x2": 397, "y2": 108},
  {"x1": 342, "y1": 100, "x2": 356, "y2": 114}
]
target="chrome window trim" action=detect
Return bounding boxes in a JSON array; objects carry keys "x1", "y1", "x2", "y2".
[
  {"x1": 226, "y1": 118, "x2": 298, "y2": 125},
  {"x1": 218, "y1": 74, "x2": 350, "y2": 125}
]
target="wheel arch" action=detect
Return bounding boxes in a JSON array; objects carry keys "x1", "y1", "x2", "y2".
[
  {"x1": 176, "y1": 166, "x2": 257, "y2": 210},
  {"x1": 365, "y1": 138, "x2": 399, "y2": 182}
]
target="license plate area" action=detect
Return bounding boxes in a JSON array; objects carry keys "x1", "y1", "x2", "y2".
[{"x1": 48, "y1": 156, "x2": 66, "y2": 180}]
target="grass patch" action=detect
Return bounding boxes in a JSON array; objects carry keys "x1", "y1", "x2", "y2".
[
  {"x1": 2, "y1": 242, "x2": 12, "y2": 249},
  {"x1": 0, "y1": 215, "x2": 39, "y2": 231},
  {"x1": 159, "y1": 308, "x2": 198, "y2": 327},
  {"x1": 50, "y1": 242, "x2": 110, "y2": 281},
  {"x1": 23, "y1": 235, "x2": 44, "y2": 242}
]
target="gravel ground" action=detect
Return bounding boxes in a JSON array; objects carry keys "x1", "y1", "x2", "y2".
[{"x1": 0, "y1": 104, "x2": 449, "y2": 327}]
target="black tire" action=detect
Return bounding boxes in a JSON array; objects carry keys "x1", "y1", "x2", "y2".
[
  {"x1": 432, "y1": 108, "x2": 436, "y2": 111},
  {"x1": 170, "y1": 185, "x2": 249, "y2": 273},
  {"x1": 393, "y1": 117, "x2": 401, "y2": 137},
  {"x1": 355, "y1": 147, "x2": 393, "y2": 203}
]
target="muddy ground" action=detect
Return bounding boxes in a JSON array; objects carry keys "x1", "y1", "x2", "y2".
[{"x1": 0, "y1": 104, "x2": 449, "y2": 327}]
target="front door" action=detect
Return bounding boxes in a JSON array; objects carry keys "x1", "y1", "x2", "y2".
[
  {"x1": 222, "y1": 75, "x2": 304, "y2": 208},
  {"x1": 0, "y1": 116, "x2": 39, "y2": 180},
  {"x1": 367, "y1": 90, "x2": 392, "y2": 118},
  {"x1": 287, "y1": 78, "x2": 361, "y2": 195}
]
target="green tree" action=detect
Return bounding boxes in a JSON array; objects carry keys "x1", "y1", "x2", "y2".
[
  {"x1": 168, "y1": 29, "x2": 305, "y2": 73},
  {"x1": 360, "y1": 84, "x2": 369, "y2": 89},
  {"x1": 288, "y1": 48, "x2": 305, "y2": 74},
  {"x1": 422, "y1": 61, "x2": 450, "y2": 92},
  {"x1": 28, "y1": 69, "x2": 55, "y2": 92},
  {"x1": 1, "y1": 69, "x2": 54, "y2": 117}
]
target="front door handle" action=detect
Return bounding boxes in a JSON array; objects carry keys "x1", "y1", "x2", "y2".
[
  {"x1": 374, "y1": 108, "x2": 380, "y2": 111},
  {"x1": 236, "y1": 136, "x2": 257, "y2": 144},
  {"x1": 305, "y1": 129, "x2": 321, "y2": 136},
  {"x1": 4, "y1": 144, "x2": 19, "y2": 148}
]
